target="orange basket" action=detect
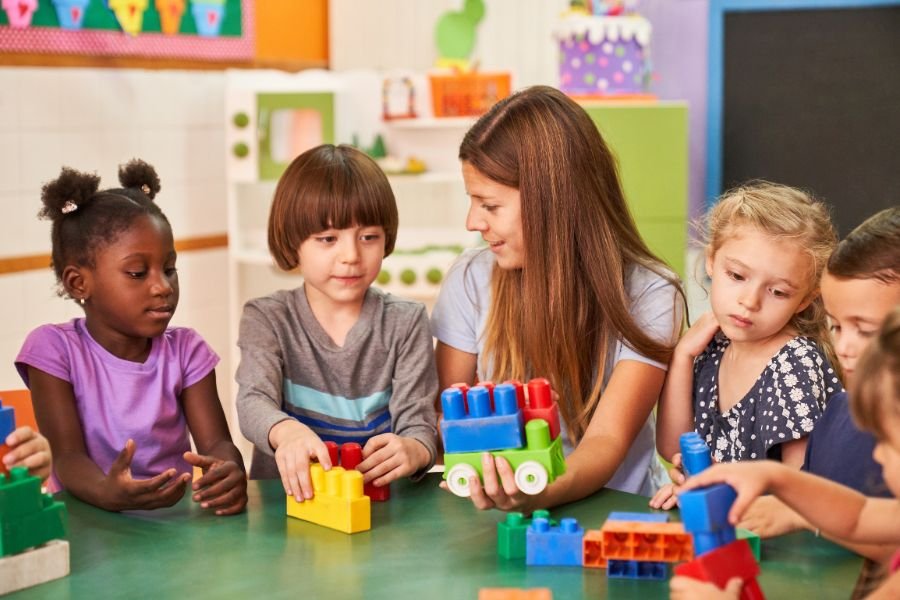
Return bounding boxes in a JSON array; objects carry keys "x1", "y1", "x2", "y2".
[{"x1": 429, "y1": 72, "x2": 511, "y2": 117}]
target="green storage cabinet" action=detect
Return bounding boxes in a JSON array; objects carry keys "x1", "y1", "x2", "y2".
[{"x1": 581, "y1": 102, "x2": 688, "y2": 277}]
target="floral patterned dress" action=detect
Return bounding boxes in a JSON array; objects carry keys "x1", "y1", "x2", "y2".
[{"x1": 692, "y1": 333, "x2": 842, "y2": 462}]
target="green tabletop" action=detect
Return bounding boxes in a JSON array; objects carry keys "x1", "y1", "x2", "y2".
[{"x1": 12, "y1": 476, "x2": 861, "y2": 599}]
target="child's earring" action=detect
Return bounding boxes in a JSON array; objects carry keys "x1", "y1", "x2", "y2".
[{"x1": 79, "y1": 297, "x2": 85, "y2": 306}]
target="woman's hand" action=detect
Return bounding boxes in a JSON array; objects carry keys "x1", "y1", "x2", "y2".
[{"x1": 440, "y1": 453, "x2": 540, "y2": 514}]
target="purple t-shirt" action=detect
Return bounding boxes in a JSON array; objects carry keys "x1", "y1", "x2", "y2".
[{"x1": 15, "y1": 318, "x2": 219, "y2": 489}]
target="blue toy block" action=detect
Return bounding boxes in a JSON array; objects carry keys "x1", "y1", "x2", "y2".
[
  {"x1": 607, "y1": 511, "x2": 669, "y2": 523},
  {"x1": 678, "y1": 483, "x2": 737, "y2": 534},
  {"x1": 0, "y1": 401, "x2": 14, "y2": 439},
  {"x1": 692, "y1": 527, "x2": 737, "y2": 556},
  {"x1": 607, "y1": 559, "x2": 669, "y2": 580},
  {"x1": 526, "y1": 517, "x2": 584, "y2": 566},
  {"x1": 680, "y1": 432, "x2": 712, "y2": 477},
  {"x1": 440, "y1": 386, "x2": 524, "y2": 453}
]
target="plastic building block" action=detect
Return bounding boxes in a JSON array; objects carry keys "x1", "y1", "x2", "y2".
[
  {"x1": 0, "y1": 401, "x2": 14, "y2": 477},
  {"x1": 583, "y1": 530, "x2": 606, "y2": 568},
  {"x1": 0, "y1": 539, "x2": 69, "y2": 595},
  {"x1": 523, "y1": 379, "x2": 562, "y2": 440},
  {"x1": 285, "y1": 464, "x2": 371, "y2": 534},
  {"x1": 526, "y1": 517, "x2": 584, "y2": 566},
  {"x1": 692, "y1": 528, "x2": 737, "y2": 556},
  {"x1": 335, "y1": 442, "x2": 391, "y2": 502},
  {"x1": 478, "y1": 589, "x2": 552, "y2": 600},
  {"x1": 607, "y1": 559, "x2": 669, "y2": 580},
  {"x1": 679, "y1": 432, "x2": 712, "y2": 476},
  {"x1": 497, "y1": 509, "x2": 553, "y2": 559},
  {"x1": 440, "y1": 386, "x2": 524, "y2": 453},
  {"x1": 737, "y1": 528, "x2": 761, "y2": 561},
  {"x1": 443, "y1": 419, "x2": 566, "y2": 497},
  {"x1": 673, "y1": 539, "x2": 765, "y2": 600},
  {"x1": 678, "y1": 483, "x2": 737, "y2": 535},
  {"x1": 0, "y1": 467, "x2": 67, "y2": 557},
  {"x1": 599, "y1": 520, "x2": 694, "y2": 562},
  {"x1": 607, "y1": 511, "x2": 669, "y2": 522}
]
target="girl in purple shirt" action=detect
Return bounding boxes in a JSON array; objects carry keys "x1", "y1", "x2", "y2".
[{"x1": 16, "y1": 160, "x2": 246, "y2": 514}]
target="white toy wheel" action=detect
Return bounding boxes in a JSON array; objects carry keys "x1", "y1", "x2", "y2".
[
  {"x1": 515, "y1": 461, "x2": 549, "y2": 495},
  {"x1": 446, "y1": 464, "x2": 479, "y2": 497}
]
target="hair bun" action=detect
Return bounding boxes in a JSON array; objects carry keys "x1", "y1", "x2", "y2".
[
  {"x1": 118, "y1": 159, "x2": 161, "y2": 200},
  {"x1": 39, "y1": 167, "x2": 101, "y2": 220}
]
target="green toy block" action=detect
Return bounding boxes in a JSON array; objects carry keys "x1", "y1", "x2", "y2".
[
  {"x1": 737, "y1": 528, "x2": 761, "y2": 562},
  {"x1": 0, "y1": 467, "x2": 67, "y2": 557},
  {"x1": 497, "y1": 510, "x2": 556, "y2": 560}
]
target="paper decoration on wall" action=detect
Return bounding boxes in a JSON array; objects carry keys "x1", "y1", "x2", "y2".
[
  {"x1": 434, "y1": 0, "x2": 484, "y2": 70},
  {"x1": 191, "y1": 0, "x2": 224, "y2": 37},
  {"x1": 155, "y1": 0, "x2": 184, "y2": 34},
  {"x1": 52, "y1": 0, "x2": 88, "y2": 29},
  {"x1": 107, "y1": 0, "x2": 148, "y2": 35},
  {"x1": 0, "y1": 0, "x2": 251, "y2": 61},
  {"x1": 2, "y1": 0, "x2": 37, "y2": 28},
  {"x1": 382, "y1": 76, "x2": 417, "y2": 120}
]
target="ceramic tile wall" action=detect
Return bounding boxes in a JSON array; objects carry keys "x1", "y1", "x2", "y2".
[{"x1": 0, "y1": 68, "x2": 240, "y2": 450}]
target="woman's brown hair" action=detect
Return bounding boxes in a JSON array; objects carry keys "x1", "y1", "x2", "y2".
[
  {"x1": 268, "y1": 144, "x2": 398, "y2": 271},
  {"x1": 459, "y1": 85, "x2": 685, "y2": 442}
]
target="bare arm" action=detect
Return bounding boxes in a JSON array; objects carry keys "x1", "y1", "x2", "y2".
[
  {"x1": 181, "y1": 370, "x2": 248, "y2": 515},
  {"x1": 29, "y1": 366, "x2": 188, "y2": 511},
  {"x1": 434, "y1": 341, "x2": 477, "y2": 411},
  {"x1": 682, "y1": 461, "x2": 900, "y2": 546},
  {"x1": 656, "y1": 312, "x2": 720, "y2": 460}
]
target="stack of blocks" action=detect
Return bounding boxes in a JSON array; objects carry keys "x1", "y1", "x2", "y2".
[
  {"x1": 674, "y1": 431, "x2": 765, "y2": 598},
  {"x1": 0, "y1": 465, "x2": 69, "y2": 595},
  {"x1": 587, "y1": 512, "x2": 693, "y2": 580},
  {"x1": 324, "y1": 441, "x2": 390, "y2": 502},
  {"x1": 285, "y1": 463, "x2": 371, "y2": 534},
  {"x1": 441, "y1": 379, "x2": 566, "y2": 498},
  {"x1": 498, "y1": 510, "x2": 554, "y2": 559}
]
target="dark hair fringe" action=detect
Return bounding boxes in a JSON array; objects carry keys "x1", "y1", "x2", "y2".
[
  {"x1": 39, "y1": 167, "x2": 100, "y2": 221},
  {"x1": 118, "y1": 159, "x2": 161, "y2": 200}
]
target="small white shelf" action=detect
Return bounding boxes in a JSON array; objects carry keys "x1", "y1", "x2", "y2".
[{"x1": 386, "y1": 171, "x2": 462, "y2": 184}]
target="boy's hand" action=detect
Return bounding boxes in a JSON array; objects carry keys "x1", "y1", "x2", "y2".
[
  {"x1": 104, "y1": 439, "x2": 190, "y2": 511},
  {"x1": 670, "y1": 576, "x2": 743, "y2": 599},
  {"x1": 269, "y1": 420, "x2": 331, "y2": 502},
  {"x1": 675, "y1": 312, "x2": 721, "y2": 361},
  {"x1": 678, "y1": 461, "x2": 782, "y2": 525},
  {"x1": 358, "y1": 434, "x2": 430, "y2": 486},
  {"x1": 184, "y1": 452, "x2": 248, "y2": 516},
  {"x1": 4, "y1": 426, "x2": 52, "y2": 483}
]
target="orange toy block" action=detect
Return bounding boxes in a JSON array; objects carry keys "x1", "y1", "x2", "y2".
[
  {"x1": 583, "y1": 530, "x2": 606, "y2": 568},
  {"x1": 285, "y1": 465, "x2": 371, "y2": 534},
  {"x1": 600, "y1": 521, "x2": 693, "y2": 562},
  {"x1": 478, "y1": 589, "x2": 552, "y2": 600}
]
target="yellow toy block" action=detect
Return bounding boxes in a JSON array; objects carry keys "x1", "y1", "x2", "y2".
[{"x1": 286, "y1": 465, "x2": 371, "y2": 534}]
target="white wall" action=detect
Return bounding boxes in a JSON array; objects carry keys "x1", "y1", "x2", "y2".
[{"x1": 0, "y1": 67, "x2": 237, "y2": 438}]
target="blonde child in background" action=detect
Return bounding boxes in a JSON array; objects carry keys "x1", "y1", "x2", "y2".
[
  {"x1": 652, "y1": 182, "x2": 841, "y2": 509},
  {"x1": 16, "y1": 161, "x2": 247, "y2": 514},
  {"x1": 672, "y1": 306, "x2": 900, "y2": 600},
  {"x1": 3, "y1": 427, "x2": 51, "y2": 483},
  {"x1": 236, "y1": 144, "x2": 438, "y2": 503}
]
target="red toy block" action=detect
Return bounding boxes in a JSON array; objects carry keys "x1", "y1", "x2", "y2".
[
  {"x1": 319, "y1": 441, "x2": 390, "y2": 502},
  {"x1": 600, "y1": 521, "x2": 694, "y2": 562},
  {"x1": 583, "y1": 529, "x2": 606, "y2": 568},
  {"x1": 673, "y1": 539, "x2": 765, "y2": 600},
  {"x1": 524, "y1": 378, "x2": 561, "y2": 440}
]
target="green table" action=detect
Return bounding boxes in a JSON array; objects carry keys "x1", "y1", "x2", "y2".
[{"x1": 11, "y1": 476, "x2": 861, "y2": 599}]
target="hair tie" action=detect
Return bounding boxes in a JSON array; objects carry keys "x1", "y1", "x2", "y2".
[
  {"x1": 141, "y1": 184, "x2": 151, "y2": 195},
  {"x1": 61, "y1": 201, "x2": 78, "y2": 214}
]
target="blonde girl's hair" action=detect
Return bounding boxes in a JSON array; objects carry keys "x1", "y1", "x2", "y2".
[
  {"x1": 459, "y1": 85, "x2": 685, "y2": 443},
  {"x1": 851, "y1": 306, "x2": 900, "y2": 439},
  {"x1": 703, "y1": 181, "x2": 838, "y2": 358}
]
